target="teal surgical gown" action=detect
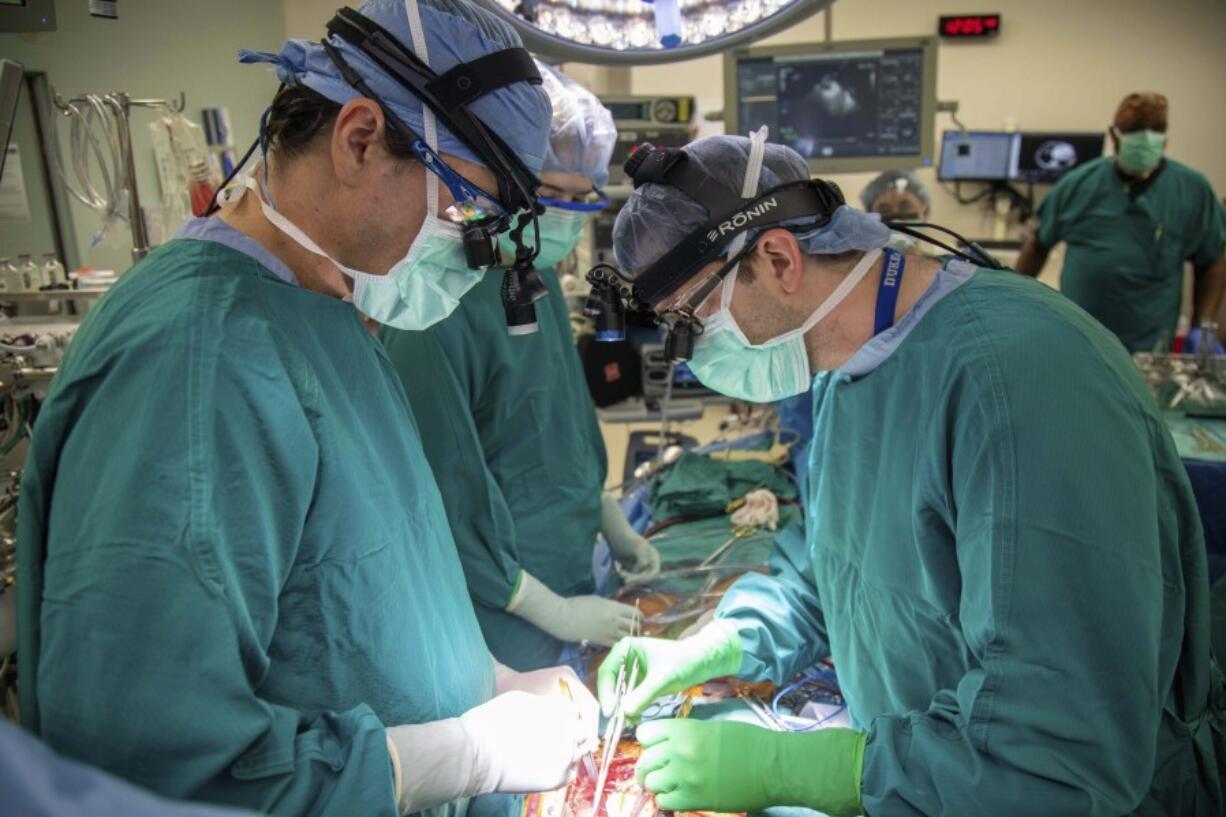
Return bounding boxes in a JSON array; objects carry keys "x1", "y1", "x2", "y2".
[
  {"x1": 17, "y1": 231, "x2": 494, "y2": 817},
  {"x1": 1037, "y1": 156, "x2": 1226, "y2": 352},
  {"x1": 381, "y1": 267, "x2": 607, "y2": 671},
  {"x1": 717, "y1": 262, "x2": 1226, "y2": 815}
]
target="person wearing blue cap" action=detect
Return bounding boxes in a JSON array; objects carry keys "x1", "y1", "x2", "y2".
[
  {"x1": 858, "y1": 168, "x2": 931, "y2": 222},
  {"x1": 381, "y1": 62, "x2": 659, "y2": 673},
  {"x1": 597, "y1": 134, "x2": 1225, "y2": 816},
  {"x1": 16, "y1": 2, "x2": 598, "y2": 816}
]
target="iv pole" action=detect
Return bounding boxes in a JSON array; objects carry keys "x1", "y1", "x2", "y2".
[{"x1": 50, "y1": 88, "x2": 186, "y2": 263}]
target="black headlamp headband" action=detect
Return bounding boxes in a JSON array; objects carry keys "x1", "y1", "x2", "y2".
[
  {"x1": 325, "y1": 6, "x2": 543, "y2": 217},
  {"x1": 626, "y1": 145, "x2": 846, "y2": 307}
]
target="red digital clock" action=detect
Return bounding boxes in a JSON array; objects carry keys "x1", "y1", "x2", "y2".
[{"x1": 939, "y1": 14, "x2": 1001, "y2": 38}]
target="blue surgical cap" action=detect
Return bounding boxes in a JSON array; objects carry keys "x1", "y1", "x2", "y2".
[
  {"x1": 239, "y1": 0, "x2": 553, "y2": 174},
  {"x1": 537, "y1": 62, "x2": 617, "y2": 189},
  {"x1": 859, "y1": 169, "x2": 931, "y2": 211},
  {"x1": 613, "y1": 134, "x2": 891, "y2": 275}
]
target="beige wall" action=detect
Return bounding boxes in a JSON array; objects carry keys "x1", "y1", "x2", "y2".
[
  {"x1": 1, "y1": 0, "x2": 285, "y2": 273},
  {"x1": 621, "y1": 0, "x2": 1226, "y2": 255},
  {"x1": 279, "y1": 0, "x2": 1226, "y2": 288},
  {"x1": 284, "y1": 0, "x2": 356, "y2": 39}
]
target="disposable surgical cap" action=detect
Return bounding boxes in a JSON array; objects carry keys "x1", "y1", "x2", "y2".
[
  {"x1": 859, "y1": 169, "x2": 931, "y2": 212},
  {"x1": 239, "y1": 0, "x2": 553, "y2": 174},
  {"x1": 538, "y1": 62, "x2": 617, "y2": 189},
  {"x1": 613, "y1": 134, "x2": 891, "y2": 275}
]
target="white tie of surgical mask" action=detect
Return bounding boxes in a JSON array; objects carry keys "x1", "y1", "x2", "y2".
[
  {"x1": 219, "y1": 170, "x2": 482, "y2": 332},
  {"x1": 685, "y1": 125, "x2": 883, "y2": 401},
  {"x1": 688, "y1": 248, "x2": 883, "y2": 402},
  {"x1": 213, "y1": 0, "x2": 484, "y2": 331}
]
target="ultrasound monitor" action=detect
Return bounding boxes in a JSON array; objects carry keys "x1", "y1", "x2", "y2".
[{"x1": 725, "y1": 37, "x2": 938, "y2": 173}]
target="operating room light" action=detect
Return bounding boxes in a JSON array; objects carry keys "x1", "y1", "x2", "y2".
[{"x1": 473, "y1": 0, "x2": 830, "y2": 65}]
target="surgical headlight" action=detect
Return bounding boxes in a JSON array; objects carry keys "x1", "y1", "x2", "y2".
[
  {"x1": 500, "y1": 209, "x2": 552, "y2": 335},
  {"x1": 663, "y1": 319, "x2": 697, "y2": 363},
  {"x1": 583, "y1": 141, "x2": 845, "y2": 362},
  {"x1": 584, "y1": 265, "x2": 629, "y2": 342}
]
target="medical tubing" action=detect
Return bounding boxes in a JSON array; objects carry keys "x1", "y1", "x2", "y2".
[
  {"x1": 885, "y1": 222, "x2": 992, "y2": 268},
  {"x1": 656, "y1": 362, "x2": 676, "y2": 465},
  {"x1": 47, "y1": 95, "x2": 124, "y2": 220},
  {"x1": 892, "y1": 221, "x2": 1003, "y2": 269},
  {"x1": 770, "y1": 668, "x2": 846, "y2": 732}
]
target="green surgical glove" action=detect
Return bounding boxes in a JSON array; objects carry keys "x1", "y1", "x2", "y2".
[
  {"x1": 635, "y1": 719, "x2": 866, "y2": 817},
  {"x1": 597, "y1": 622, "x2": 742, "y2": 718}
]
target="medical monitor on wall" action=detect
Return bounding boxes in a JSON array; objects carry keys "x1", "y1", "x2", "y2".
[
  {"x1": 724, "y1": 36, "x2": 938, "y2": 173},
  {"x1": 1013, "y1": 131, "x2": 1104, "y2": 183},
  {"x1": 0, "y1": 0, "x2": 56, "y2": 33},
  {"x1": 938, "y1": 129, "x2": 1105, "y2": 184},
  {"x1": 938, "y1": 130, "x2": 1016, "y2": 181}
]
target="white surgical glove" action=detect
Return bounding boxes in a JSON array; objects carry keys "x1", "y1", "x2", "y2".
[
  {"x1": 601, "y1": 492, "x2": 662, "y2": 583},
  {"x1": 385, "y1": 690, "x2": 593, "y2": 814},
  {"x1": 493, "y1": 660, "x2": 599, "y2": 746},
  {"x1": 507, "y1": 571, "x2": 640, "y2": 646}
]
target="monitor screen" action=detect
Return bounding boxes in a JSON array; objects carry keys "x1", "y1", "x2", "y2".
[
  {"x1": 732, "y1": 40, "x2": 932, "y2": 170},
  {"x1": 938, "y1": 130, "x2": 1016, "y2": 181},
  {"x1": 1013, "y1": 132, "x2": 1104, "y2": 183}
]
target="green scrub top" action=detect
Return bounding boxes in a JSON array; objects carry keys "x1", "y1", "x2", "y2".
[
  {"x1": 718, "y1": 263, "x2": 1226, "y2": 815},
  {"x1": 381, "y1": 267, "x2": 607, "y2": 672},
  {"x1": 1038, "y1": 156, "x2": 1226, "y2": 352},
  {"x1": 17, "y1": 235, "x2": 494, "y2": 817}
]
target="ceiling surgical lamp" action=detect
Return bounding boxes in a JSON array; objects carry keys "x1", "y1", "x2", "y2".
[{"x1": 470, "y1": 0, "x2": 833, "y2": 65}]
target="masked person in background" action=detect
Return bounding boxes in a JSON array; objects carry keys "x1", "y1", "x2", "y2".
[
  {"x1": 1016, "y1": 92, "x2": 1226, "y2": 353},
  {"x1": 17, "y1": 3, "x2": 598, "y2": 816},
  {"x1": 382, "y1": 62, "x2": 660, "y2": 672},
  {"x1": 859, "y1": 169, "x2": 930, "y2": 222},
  {"x1": 598, "y1": 134, "x2": 1225, "y2": 817}
]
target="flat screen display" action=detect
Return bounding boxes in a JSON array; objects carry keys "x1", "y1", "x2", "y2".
[
  {"x1": 938, "y1": 130, "x2": 1016, "y2": 181},
  {"x1": 736, "y1": 47, "x2": 925, "y2": 161},
  {"x1": 1013, "y1": 132, "x2": 1104, "y2": 183},
  {"x1": 938, "y1": 129, "x2": 1104, "y2": 184}
]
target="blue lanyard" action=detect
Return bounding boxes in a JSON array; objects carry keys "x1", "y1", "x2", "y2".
[
  {"x1": 538, "y1": 189, "x2": 610, "y2": 212},
  {"x1": 873, "y1": 248, "x2": 906, "y2": 336}
]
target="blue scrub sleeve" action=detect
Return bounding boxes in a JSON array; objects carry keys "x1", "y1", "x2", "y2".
[
  {"x1": 860, "y1": 358, "x2": 1177, "y2": 816},
  {"x1": 715, "y1": 521, "x2": 831, "y2": 683},
  {"x1": 1189, "y1": 179, "x2": 1226, "y2": 267},
  {"x1": 384, "y1": 327, "x2": 523, "y2": 610},
  {"x1": 0, "y1": 720, "x2": 262, "y2": 817},
  {"x1": 26, "y1": 339, "x2": 399, "y2": 816}
]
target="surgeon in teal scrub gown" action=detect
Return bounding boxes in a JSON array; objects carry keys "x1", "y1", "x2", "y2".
[
  {"x1": 383, "y1": 62, "x2": 660, "y2": 672},
  {"x1": 599, "y1": 135, "x2": 1226, "y2": 817},
  {"x1": 16, "y1": 3, "x2": 597, "y2": 816}
]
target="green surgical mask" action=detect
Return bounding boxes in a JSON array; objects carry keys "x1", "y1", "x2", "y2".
[
  {"x1": 688, "y1": 249, "x2": 884, "y2": 403},
  {"x1": 1115, "y1": 128, "x2": 1166, "y2": 175},
  {"x1": 500, "y1": 207, "x2": 586, "y2": 270}
]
